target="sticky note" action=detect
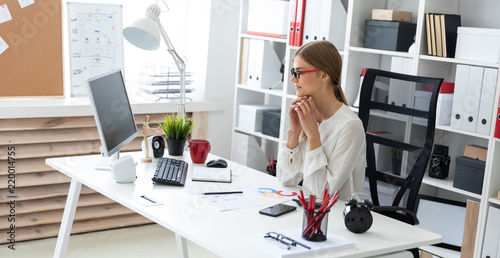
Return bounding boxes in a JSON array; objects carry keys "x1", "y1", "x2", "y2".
[
  {"x1": 18, "y1": 0, "x2": 35, "y2": 9},
  {"x1": 0, "y1": 36, "x2": 8, "y2": 55},
  {"x1": 0, "y1": 4, "x2": 13, "y2": 24}
]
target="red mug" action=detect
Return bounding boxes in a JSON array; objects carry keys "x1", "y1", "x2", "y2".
[{"x1": 189, "y1": 139, "x2": 211, "y2": 164}]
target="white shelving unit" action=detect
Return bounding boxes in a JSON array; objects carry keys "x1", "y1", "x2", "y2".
[{"x1": 232, "y1": 1, "x2": 500, "y2": 257}]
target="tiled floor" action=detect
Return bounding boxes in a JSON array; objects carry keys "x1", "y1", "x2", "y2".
[{"x1": 0, "y1": 224, "x2": 219, "y2": 258}]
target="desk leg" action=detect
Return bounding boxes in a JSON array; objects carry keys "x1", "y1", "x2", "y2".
[
  {"x1": 54, "y1": 179, "x2": 82, "y2": 258},
  {"x1": 175, "y1": 233, "x2": 189, "y2": 258}
]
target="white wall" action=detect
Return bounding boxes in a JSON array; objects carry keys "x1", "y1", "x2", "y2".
[{"x1": 203, "y1": 0, "x2": 240, "y2": 159}]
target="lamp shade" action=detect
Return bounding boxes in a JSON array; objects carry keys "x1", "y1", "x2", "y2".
[{"x1": 123, "y1": 16, "x2": 161, "y2": 51}]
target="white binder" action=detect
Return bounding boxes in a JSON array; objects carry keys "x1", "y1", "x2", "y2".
[
  {"x1": 481, "y1": 206, "x2": 500, "y2": 258},
  {"x1": 319, "y1": 0, "x2": 346, "y2": 50},
  {"x1": 463, "y1": 66, "x2": 484, "y2": 132},
  {"x1": 246, "y1": 39, "x2": 282, "y2": 89},
  {"x1": 301, "y1": 0, "x2": 319, "y2": 45},
  {"x1": 400, "y1": 57, "x2": 415, "y2": 109},
  {"x1": 389, "y1": 57, "x2": 403, "y2": 108},
  {"x1": 247, "y1": 39, "x2": 258, "y2": 87},
  {"x1": 389, "y1": 57, "x2": 414, "y2": 119},
  {"x1": 476, "y1": 68, "x2": 499, "y2": 135},
  {"x1": 451, "y1": 65, "x2": 470, "y2": 129},
  {"x1": 302, "y1": 0, "x2": 346, "y2": 49}
]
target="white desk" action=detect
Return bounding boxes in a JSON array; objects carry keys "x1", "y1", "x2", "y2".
[{"x1": 46, "y1": 151, "x2": 441, "y2": 258}]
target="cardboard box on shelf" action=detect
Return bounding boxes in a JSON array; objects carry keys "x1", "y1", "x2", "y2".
[
  {"x1": 464, "y1": 144, "x2": 487, "y2": 162},
  {"x1": 372, "y1": 9, "x2": 412, "y2": 23}
]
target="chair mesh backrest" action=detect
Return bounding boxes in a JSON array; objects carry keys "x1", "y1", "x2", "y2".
[{"x1": 358, "y1": 69, "x2": 443, "y2": 212}]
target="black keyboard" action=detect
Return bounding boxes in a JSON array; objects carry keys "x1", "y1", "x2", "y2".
[{"x1": 152, "y1": 157, "x2": 188, "y2": 186}]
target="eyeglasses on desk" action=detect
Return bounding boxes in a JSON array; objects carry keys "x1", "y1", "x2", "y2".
[{"x1": 264, "y1": 231, "x2": 311, "y2": 250}]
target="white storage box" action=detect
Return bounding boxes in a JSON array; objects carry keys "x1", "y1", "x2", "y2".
[
  {"x1": 238, "y1": 104, "x2": 280, "y2": 132},
  {"x1": 247, "y1": 0, "x2": 289, "y2": 38},
  {"x1": 455, "y1": 27, "x2": 500, "y2": 63}
]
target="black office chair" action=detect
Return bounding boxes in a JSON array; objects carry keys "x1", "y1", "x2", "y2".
[{"x1": 357, "y1": 69, "x2": 443, "y2": 226}]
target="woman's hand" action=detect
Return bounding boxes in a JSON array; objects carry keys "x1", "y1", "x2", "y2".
[
  {"x1": 295, "y1": 97, "x2": 321, "y2": 150},
  {"x1": 286, "y1": 97, "x2": 307, "y2": 149},
  {"x1": 288, "y1": 97, "x2": 307, "y2": 135}
]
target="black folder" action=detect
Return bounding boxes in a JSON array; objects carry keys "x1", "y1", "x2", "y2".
[{"x1": 440, "y1": 14, "x2": 461, "y2": 58}]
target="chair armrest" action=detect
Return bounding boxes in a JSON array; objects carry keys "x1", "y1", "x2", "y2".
[{"x1": 371, "y1": 206, "x2": 420, "y2": 225}]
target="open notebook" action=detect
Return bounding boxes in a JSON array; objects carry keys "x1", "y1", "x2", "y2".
[{"x1": 192, "y1": 167, "x2": 232, "y2": 183}]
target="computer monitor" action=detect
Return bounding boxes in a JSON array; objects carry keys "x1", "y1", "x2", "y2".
[{"x1": 86, "y1": 69, "x2": 138, "y2": 170}]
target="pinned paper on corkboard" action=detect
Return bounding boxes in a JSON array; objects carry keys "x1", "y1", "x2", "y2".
[{"x1": 0, "y1": 0, "x2": 63, "y2": 98}]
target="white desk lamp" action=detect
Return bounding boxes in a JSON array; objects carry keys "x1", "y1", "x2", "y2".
[{"x1": 123, "y1": 3, "x2": 186, "y2": 117}]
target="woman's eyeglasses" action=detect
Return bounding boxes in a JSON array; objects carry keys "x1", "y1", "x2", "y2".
[
  {"x1": 290, "y1": 68, "x2": 320, "y2": 79},
  {"x1": 264, "y1": 232, "x2": 311, "y2": 250}
]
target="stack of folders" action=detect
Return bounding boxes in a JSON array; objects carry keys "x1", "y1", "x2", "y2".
[
  {"x1": 288, "y1": 0, "x2": 347, "y2": 47},
  {"x1": 450, "y1": 64, "x2": 499, "y2": 135},
  {"x1": 425, "y1": 13, "x2": 461, "y2": 57}
]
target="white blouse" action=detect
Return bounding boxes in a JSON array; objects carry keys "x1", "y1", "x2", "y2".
[{"x1": 277, "y1": 104, "x2": 366, "y2": 200}]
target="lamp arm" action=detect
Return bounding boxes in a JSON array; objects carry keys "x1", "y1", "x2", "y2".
[{"x1": 157, "y1": 21, "x2": 186, "y2": 118}]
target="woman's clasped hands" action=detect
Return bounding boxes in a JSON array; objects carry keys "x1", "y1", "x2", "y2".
[{"x1": 289, "y1": 96, "x2": 320, "y2": 140}]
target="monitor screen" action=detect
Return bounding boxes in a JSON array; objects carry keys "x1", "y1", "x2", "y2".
[{"x1": 86, "y1": 69, "x2": 138, "y2": 160}]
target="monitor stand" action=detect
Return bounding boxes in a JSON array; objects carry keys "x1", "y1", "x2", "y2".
[{"x1": 94, "y1": 152, "x2": 120, "y2": 171}]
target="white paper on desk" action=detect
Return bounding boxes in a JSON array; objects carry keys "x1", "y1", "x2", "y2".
[
  {"x1": 0, "y1": 36, "x2": 8, "y2": 55},
  {"x1": 239, "y1": 182, "x2": 299, "y2": 202},
  {"x1": 128, "y1": 195, "x2": 163, "y2": 207},
  {"x1": 243, "y1": 227, "x2": 354, "y2": 258},
  {"x1": 196, "y1": 193, "x2": 259, "y2": 212},
  {"x1": 0, "y1": 4, "x2": 13, "y2": 24}
]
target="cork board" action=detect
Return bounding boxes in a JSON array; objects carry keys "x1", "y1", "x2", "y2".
[{"x1": 0, "y1": 0, "x2": 63, "y2": 97}]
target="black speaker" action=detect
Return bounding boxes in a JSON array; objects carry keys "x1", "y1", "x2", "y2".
[
  {"x1": 142, "y1": 135, "x2": 165, "y2": 158},
  {"x1": 429, "y1": 144, "x2": 450, "y2": 179},
  {"x1": 343, "y1": 194, "x2": 373, "y2": 234}
]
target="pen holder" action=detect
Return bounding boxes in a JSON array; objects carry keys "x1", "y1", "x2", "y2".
[
  {"x1": 266, "y1": 166, "x2": 276, "y2": 176},
  {"x1": 302, "y1": 209, "x2": 329, "y2": 242},
  {"x1": 266, "y1": 159, "x2": 277, "y2": 176}
]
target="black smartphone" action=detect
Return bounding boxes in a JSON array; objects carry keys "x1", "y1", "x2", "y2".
[
  {"x1": 292, "y1": 198, "x2": 322, "y2": 209},
  {"x1": 259, "y1": 203, "x2": 297, "y2": 217}
]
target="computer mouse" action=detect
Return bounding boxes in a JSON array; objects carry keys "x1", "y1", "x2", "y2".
[{"x1": 206, "y1": 159, "x2": 228, "y2": 168}]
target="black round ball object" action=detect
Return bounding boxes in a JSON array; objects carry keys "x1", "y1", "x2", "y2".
[{"x1": 343, "y1": 198, "x2": 373, "y2": 233}]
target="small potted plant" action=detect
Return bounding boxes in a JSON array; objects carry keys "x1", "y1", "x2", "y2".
[
  {"x1": 388, "y1": 143, "x2": 403, "y2": 176},
  {"x1": 158, "y1": 114, "x2": 195, "y2": 156}
]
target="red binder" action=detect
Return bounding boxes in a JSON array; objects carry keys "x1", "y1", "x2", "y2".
[
  {"x1": 495, "y1": 96, "x2": 500, "y2": 138},
  {"x1": 294, "y1": 0, "x2": 306, "y2": 46},
  {"x1": 288, "y1": 0, "x2": 298, "y2": 46}
]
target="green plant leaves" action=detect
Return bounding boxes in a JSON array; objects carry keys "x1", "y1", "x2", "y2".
[{"x1": 157, "y1": 114, "x2": 195, "y2": 140}]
